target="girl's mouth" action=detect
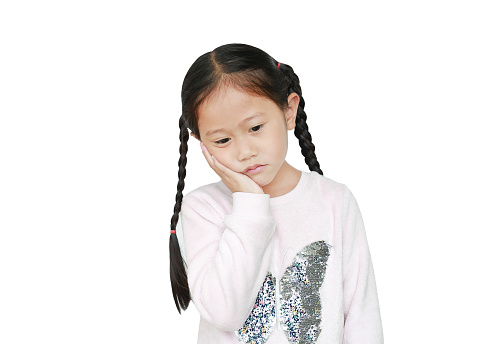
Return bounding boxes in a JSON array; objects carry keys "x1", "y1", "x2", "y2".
[{"x1": 245, "y1": 165, "x2": 266, "y2": 175}]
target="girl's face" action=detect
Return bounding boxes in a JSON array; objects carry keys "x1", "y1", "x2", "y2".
[{"x1": 193, "y1": 85, "x2": 299, "y2": 190}]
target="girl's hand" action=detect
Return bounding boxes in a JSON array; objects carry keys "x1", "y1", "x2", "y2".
[{"x1": 200, "y1": 142, "x2": 264, "y2": 194}]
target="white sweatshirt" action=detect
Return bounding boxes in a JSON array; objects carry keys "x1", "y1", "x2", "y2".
[{"x1": 177, "y1": 170, "x2": 384, "y2": 344}]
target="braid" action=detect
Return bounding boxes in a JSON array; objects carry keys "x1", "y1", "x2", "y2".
[
  {"x1": 169, "y1": 116, "x2": 191, "y2": 313},
  {"x1": 279, "y1": 63, "x2": 323, "y2": 175}
]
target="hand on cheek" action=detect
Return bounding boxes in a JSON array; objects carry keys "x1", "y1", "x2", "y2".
[{"x1": 199, "y1": 141, "x2": 263, "y2": 194}]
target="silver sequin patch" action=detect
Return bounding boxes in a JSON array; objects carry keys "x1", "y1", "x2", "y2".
[
  {"x1": 235, "y1": 272, "x2": 277, "y2": 344},
  {"x1": 279, "y1": 241, "x2": 331, "y2": 343},
  {"x1": 235, "y1": 241, "x2": 331, "y2": 344}
]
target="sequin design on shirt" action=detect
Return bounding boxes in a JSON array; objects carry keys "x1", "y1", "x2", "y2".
[
  {"x1": 235, "y1": 241, "x2": 331, "y2": 344},
  {"x1": 278, "y1": 240, "x2": 331, "y2": 343},
  {"x1": 235, "y1": 272, "x2": 277, "y2": 344}
]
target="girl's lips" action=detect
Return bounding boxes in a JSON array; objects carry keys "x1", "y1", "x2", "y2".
[
  {"x1": 245, "y1": 165, "x2": 266, "y2": 175},
  {"x1": 243, "y1": 164, "x2": 263, "y2": 173}
]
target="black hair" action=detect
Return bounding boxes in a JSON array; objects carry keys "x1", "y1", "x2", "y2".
[{"x1": 170, "y1": 43, "x2": 323, "y2": 313}]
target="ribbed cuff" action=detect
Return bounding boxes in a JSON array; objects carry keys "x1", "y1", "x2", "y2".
[{"x1": 231, "y1": 192, "x2": 271, "y2": 217}]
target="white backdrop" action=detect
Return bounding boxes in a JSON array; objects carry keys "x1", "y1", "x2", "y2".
[{"x1": 1, "y1": 0, "x2": 502, "y2": 343}]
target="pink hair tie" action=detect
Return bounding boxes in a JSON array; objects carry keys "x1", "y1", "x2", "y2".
[
  {"x1": 277, "y1": 62, "x2": 281, "y2": 68},
  {"x1": 170, "y1": 230, "x2": 176, "y2": 234}
]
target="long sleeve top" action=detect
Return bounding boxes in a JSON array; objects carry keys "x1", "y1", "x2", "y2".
[{"x1": 177, "y1": 170, "x2": 384, "y2": 344}]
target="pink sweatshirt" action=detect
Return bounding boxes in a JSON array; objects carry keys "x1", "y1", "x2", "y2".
[{"x1": 178, "y1": 170, "x2": 384, "y2": 344}]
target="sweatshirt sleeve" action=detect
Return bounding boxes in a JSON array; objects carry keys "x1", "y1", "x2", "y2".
[
  {"x1": 180, "y1": 191, "x2": 276, "y2": 331},
  {"x1": 342, "y1": 186, "x2": 384, "y2": 344}
]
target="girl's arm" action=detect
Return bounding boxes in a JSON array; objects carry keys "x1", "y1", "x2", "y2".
[
  {"x1": 180, "y1": 190, "x2": 276, "y2": 331},
  {"x1": 342, "y1": 186, "x2": 384, "y2": 343}
]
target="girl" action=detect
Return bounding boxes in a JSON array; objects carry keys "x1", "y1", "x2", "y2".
[{"x1": 169, "y1": 43, "x2": 384, "y2": 344}]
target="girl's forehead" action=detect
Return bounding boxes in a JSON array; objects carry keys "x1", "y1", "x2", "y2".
[{"x1": 199, "y1": 86, "x2": 274, "y2": 121}]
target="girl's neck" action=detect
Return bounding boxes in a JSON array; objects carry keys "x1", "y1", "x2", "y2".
[{"x1": 262, "y1": 161, "x2": 302, "y2": 198}]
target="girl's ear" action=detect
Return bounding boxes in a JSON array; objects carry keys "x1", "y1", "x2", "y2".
[{"x1": 284, "y1": 92, "x2": 300, "y2": 130}]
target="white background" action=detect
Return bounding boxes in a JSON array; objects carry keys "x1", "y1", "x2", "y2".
[{"x1": 1, "y1": 0, "x2": 502, "y2": 343}]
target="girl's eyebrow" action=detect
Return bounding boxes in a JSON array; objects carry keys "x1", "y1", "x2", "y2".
[{"x1": 205, "y1": 113, "x2": 264, "y2": 137}]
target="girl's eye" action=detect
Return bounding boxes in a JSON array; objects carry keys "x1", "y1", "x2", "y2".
[
  {"x1": 250, "y1": 124, "x2": 263, "y2": 132},
  {"x1": 214, "y1": 124, "x2": 263, "y2": 145},
  {"x1": 215, "y1": 138, "x2": 229, "y2": 145}
]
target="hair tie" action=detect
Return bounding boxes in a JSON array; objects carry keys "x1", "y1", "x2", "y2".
[
  {"x1": 277, "y1": 62, "x2": 281, "y2": 69},
  {"x1": 170, "y1": 230, "x2": 176, "y2": 234}
]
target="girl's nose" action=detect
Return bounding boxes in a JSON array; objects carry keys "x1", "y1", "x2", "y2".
[{"x1": 237, "y1": 139, "x2": 257, "y2": 161}]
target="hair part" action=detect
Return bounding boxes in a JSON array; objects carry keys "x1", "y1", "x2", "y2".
[{"x1": 170, "y1": 43, "x2": 323, "y2": 313}]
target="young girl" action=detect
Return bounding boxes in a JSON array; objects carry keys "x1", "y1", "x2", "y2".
[{"x1": 169, "y1": 43, "x2": 384, "y2": 344}]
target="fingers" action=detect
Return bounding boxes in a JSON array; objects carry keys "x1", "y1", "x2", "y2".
[
  {"x1": 200, "y1": 141, "x2": 216, "y2": 169},
  {"x1": 200, "y1": 141, "x2": 224, "y2": 177},
  {"x1": 211, "y1": 154, "x2": 234, "y2": 177},
  {"x1": 200, "y1": 142, "x2": 235, "y2": 179}
]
